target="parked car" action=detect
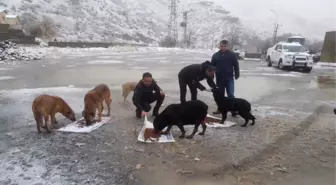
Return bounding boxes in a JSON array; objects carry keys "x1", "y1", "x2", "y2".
[
  {"x1": 266, "y1": 42, "x2": 314, "y2": 73},
  {"x1": 233, "y1": 49, "x2": 245, "y2": 60},
  {"x1": 313, "y1": 51, "x2": 321, "y2": 63}
]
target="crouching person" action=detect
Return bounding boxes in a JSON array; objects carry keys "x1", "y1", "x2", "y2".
[{"x1": 132, "y1": 72, "x2": 165, "y2": 118}]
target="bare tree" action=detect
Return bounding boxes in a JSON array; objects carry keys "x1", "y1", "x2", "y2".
[
  {"x1": 27, "y1": 16, "x2": 58, "y2": 39},
  {"x1": 222, "y1": 22, "x2": 242, "y2": 50},
  {"x1": 159, "y1": 36, "x2": 177, "y2": 47}
]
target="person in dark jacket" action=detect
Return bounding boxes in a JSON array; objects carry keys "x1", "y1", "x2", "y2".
[
  {"x1": 178, "y1": 61, "x2": 216, "y2": 103},
  {"x1": 132, "y1": 72, "x2": 165, "y2": 118},
  {"x1": 211, "y1": 40, "x2": 240, "y2": 115}
]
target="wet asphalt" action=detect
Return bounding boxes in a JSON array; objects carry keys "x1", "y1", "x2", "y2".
[{"x1": 0, "y1": 49, "x2": 335, "y2": 185}]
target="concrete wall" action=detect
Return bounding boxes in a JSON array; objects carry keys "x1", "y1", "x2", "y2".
[
  {"x1": 321, "y1": 31, "x2": 336, "y2": 63},
  {"x1": 0, "y1": 27, "x2": 38, "y2": 45},
  {"x1": 245, "y1": 53, "x2": 262, "y2": 58},
  {"x1": 48, "y1": 41, "x2": 147, "y2": 48}
]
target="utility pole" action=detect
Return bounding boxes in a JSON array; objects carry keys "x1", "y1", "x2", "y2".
[
  {"x1": 168, "y1": 0, "x2": 178, "y2": 46},
  {"x1": 181, "y1": 11, "x2": 188, "y2": 47},
  {"x1": 270, "y1": 9, "x2": 281, "y2": 45}
]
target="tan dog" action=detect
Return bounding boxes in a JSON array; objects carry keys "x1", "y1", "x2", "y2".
[
  {"x1": 32, "y1": 94, "x2": 76, "y2": 133},
  {"x1": 122, "y1": 82, "x2": 137, "y2": 102},
  {"x1": 82, "y1": 84, "x2": 112, "y2": 125}
]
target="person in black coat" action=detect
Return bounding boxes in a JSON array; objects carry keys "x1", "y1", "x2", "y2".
[
  {"x1": 178, "y1": 61, "x2": 216, "y2": 103},
  {"x1": 211, "y1": 40, "x2": 240, "y2": 115},
  {"x1": 132, "y1": 72, "x2": 165, "y2": 118}
]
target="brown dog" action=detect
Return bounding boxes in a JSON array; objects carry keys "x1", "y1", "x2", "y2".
[
  {"x1": 82, "y1": 84, "x2": 112, "y2": 125},
  {"x1": 122, "y1": 82, "x2": 137, "y2": 102},
  {"x1": 32, "y1": 94, "x2": 76, "y2": 133}
]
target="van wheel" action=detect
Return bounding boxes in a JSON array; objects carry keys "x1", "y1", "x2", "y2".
[{"x1": 278, "y1": 59, "x2": 284, "y2": 70}]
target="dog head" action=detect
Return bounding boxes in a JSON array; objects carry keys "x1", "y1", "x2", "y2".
[
  {"x1": 65, "y1": 109, "x2": 76, "y2": 122},
  {"x1": 82, "y1": 105, "x2": 96, "y2": 125},
  {"x1": 211, "y1": 87, "x2": 222, "y2": 101},
  {"x1": 153, "y1": 112, "x2": 170, "y2": 133},
  {"x1": 60, "y1": 101, "x2": 76, "y2": 121}
]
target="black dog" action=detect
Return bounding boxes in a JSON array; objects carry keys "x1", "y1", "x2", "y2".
[
  {"x1": 211, "y1": 87, "x2": 255, "y2": 127},
  {"x1": 153, "y1": 100, "x2": 208, "y2": 139},
  {"x1": 334, "y1": 108, "x2": 336, "y2": 115}
]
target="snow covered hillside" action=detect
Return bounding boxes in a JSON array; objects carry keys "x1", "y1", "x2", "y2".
[
  {"x1": 0, "y1": 0, "x2": 331, "y2": 47},
  {"x1": 0, "y1": 0, "x2": 256, "y2": 47}
]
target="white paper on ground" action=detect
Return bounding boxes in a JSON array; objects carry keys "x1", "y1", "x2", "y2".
[
  {"x1": 205, "y1": 114, "x2": 237, "y2": 128},
  {"x1": 57, "y1": 117, "x2": 111, "y2": 133},
  {"x1": 137, "y1": 115, "x2": 175, "y2": 143}
]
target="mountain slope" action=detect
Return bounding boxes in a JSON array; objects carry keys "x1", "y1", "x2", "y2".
[
  {"x1": 1, "y1": 0, "x2": 252, "y2": 47},
  {"x1": 1, "y1": 0, "x2": 169, "y2": 43}
]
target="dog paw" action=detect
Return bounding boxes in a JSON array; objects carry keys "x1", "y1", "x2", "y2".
[
  {"x1": 241, "y1": 125, "x2": 247, "y2": 127},
  {"x1": 179, "y1": 135, "x2": 185, "y2": 139},
  {"x1": 198, "y1": 132, "x2": 205, "y2": 136},
  {"x1": 186, "y1": 135, "x2": 194, "y2": 139}
]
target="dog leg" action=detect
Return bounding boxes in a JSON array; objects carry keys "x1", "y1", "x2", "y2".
[
  {"x1": 50, "y1": 113, "x2": 57, "y2": 129},
  {"x1": 186, "y1": 122, "x2": 200, "y2": 139},
  {"x1": 163, "y1": 124, "x2": 173, "y2": 135},
  {"x1": 97, "y1": 103, "x2": 103, "y2": 122},
  {"x1": 250, "y1": 113, "x2": 256, "y2": 126},
  {"x1": 240, "y1": 113, "x2": 249, "y2": 127},
  {"x1": 43, "y1": 115, "x2": 52, "y2": 133},
  {"x1": 176, "y1": 124, "x2": 186, "y2": 139},
  {"x1": 198, "y1": 120, "x2": 207, "y2": 136},
  {"x1": 33, "y1": 111, "x2": 42, "y2": 133},
  {"x1": 220, "y1": 111, "x2": 227, "y2": 124},
  {"x1": 106, "y1": 98, "x2": 111, "y2": 116}
]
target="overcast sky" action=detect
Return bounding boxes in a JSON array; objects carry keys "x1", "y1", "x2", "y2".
[{"x1": 212, "y1": 0, "x2": 336, "y2": 39}]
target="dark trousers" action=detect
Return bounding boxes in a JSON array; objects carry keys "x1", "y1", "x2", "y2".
[
  {"x1": 135, "y1": 93, "x2": 165, "y2": 113},
  {"x1": 179, "y1": 78, "x2": 197, "y2": 103},
  {"x1": 216, "y1": 77, "x2": 235, "y2": 113},
  {"x1": 216, "y1": 77, "x2": 235, "y2": 98}
]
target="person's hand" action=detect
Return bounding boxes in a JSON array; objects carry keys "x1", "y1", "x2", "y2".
[
  {"x1": 160, "y1": 90, "x2": 165, "y2": 96},
  {"x1": 235, "y1": 74, "x2": 239, "y2": 80},
  {"x1": 141, "y1": 111, "x2": 147, "y2": 117}
]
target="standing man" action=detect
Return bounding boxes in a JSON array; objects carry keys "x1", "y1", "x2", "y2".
[
  {"x1": 211, "y1": 40, "x2": 240, "y2": 115},
  {"x1": 132, "y1": 72, "x2": 165, "y2": 118},
  {"x1": 178, "y1": 60, "x2": 216, "y2": 103}
]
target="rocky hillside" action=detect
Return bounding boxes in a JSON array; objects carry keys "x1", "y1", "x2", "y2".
[{"x1": 1, "y1": 0, "x2": 256, "y2": 47}]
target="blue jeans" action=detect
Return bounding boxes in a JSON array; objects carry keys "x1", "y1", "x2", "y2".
[{"x1": 217, "y1": 77, "x2": 235, "y2": 98}]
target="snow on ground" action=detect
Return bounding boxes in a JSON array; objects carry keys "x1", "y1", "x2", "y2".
[
  {"x1": 0, "y1": 76, "x2": 15, "y2": 80},
  {"x1": 87, "y1": 60, "x2": 124, "y2": 64},
  {"x1": 20, "y1": 46, "x2": 215, "y2": 59},
  {"x1": 243, "y1": 72, "x2": 301, "y2": 77},
  {"x1": 314, "y1": 62, "x2": 336, "y2": 69}
]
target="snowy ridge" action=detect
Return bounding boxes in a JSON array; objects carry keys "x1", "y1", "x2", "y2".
[{"x1": 0, "y1": 0, "x2": 257, "y2": 48}]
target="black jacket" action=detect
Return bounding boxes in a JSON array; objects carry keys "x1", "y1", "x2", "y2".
[
  {"x1": 132, "y1": 79, "x2": 162, "y2": 111},
  {"x1": 211, "y1": 50, "x2": 239, "y2": 80},
  {"x1": 178, "y1": 61, "x2": 216, "y2": 91}
]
